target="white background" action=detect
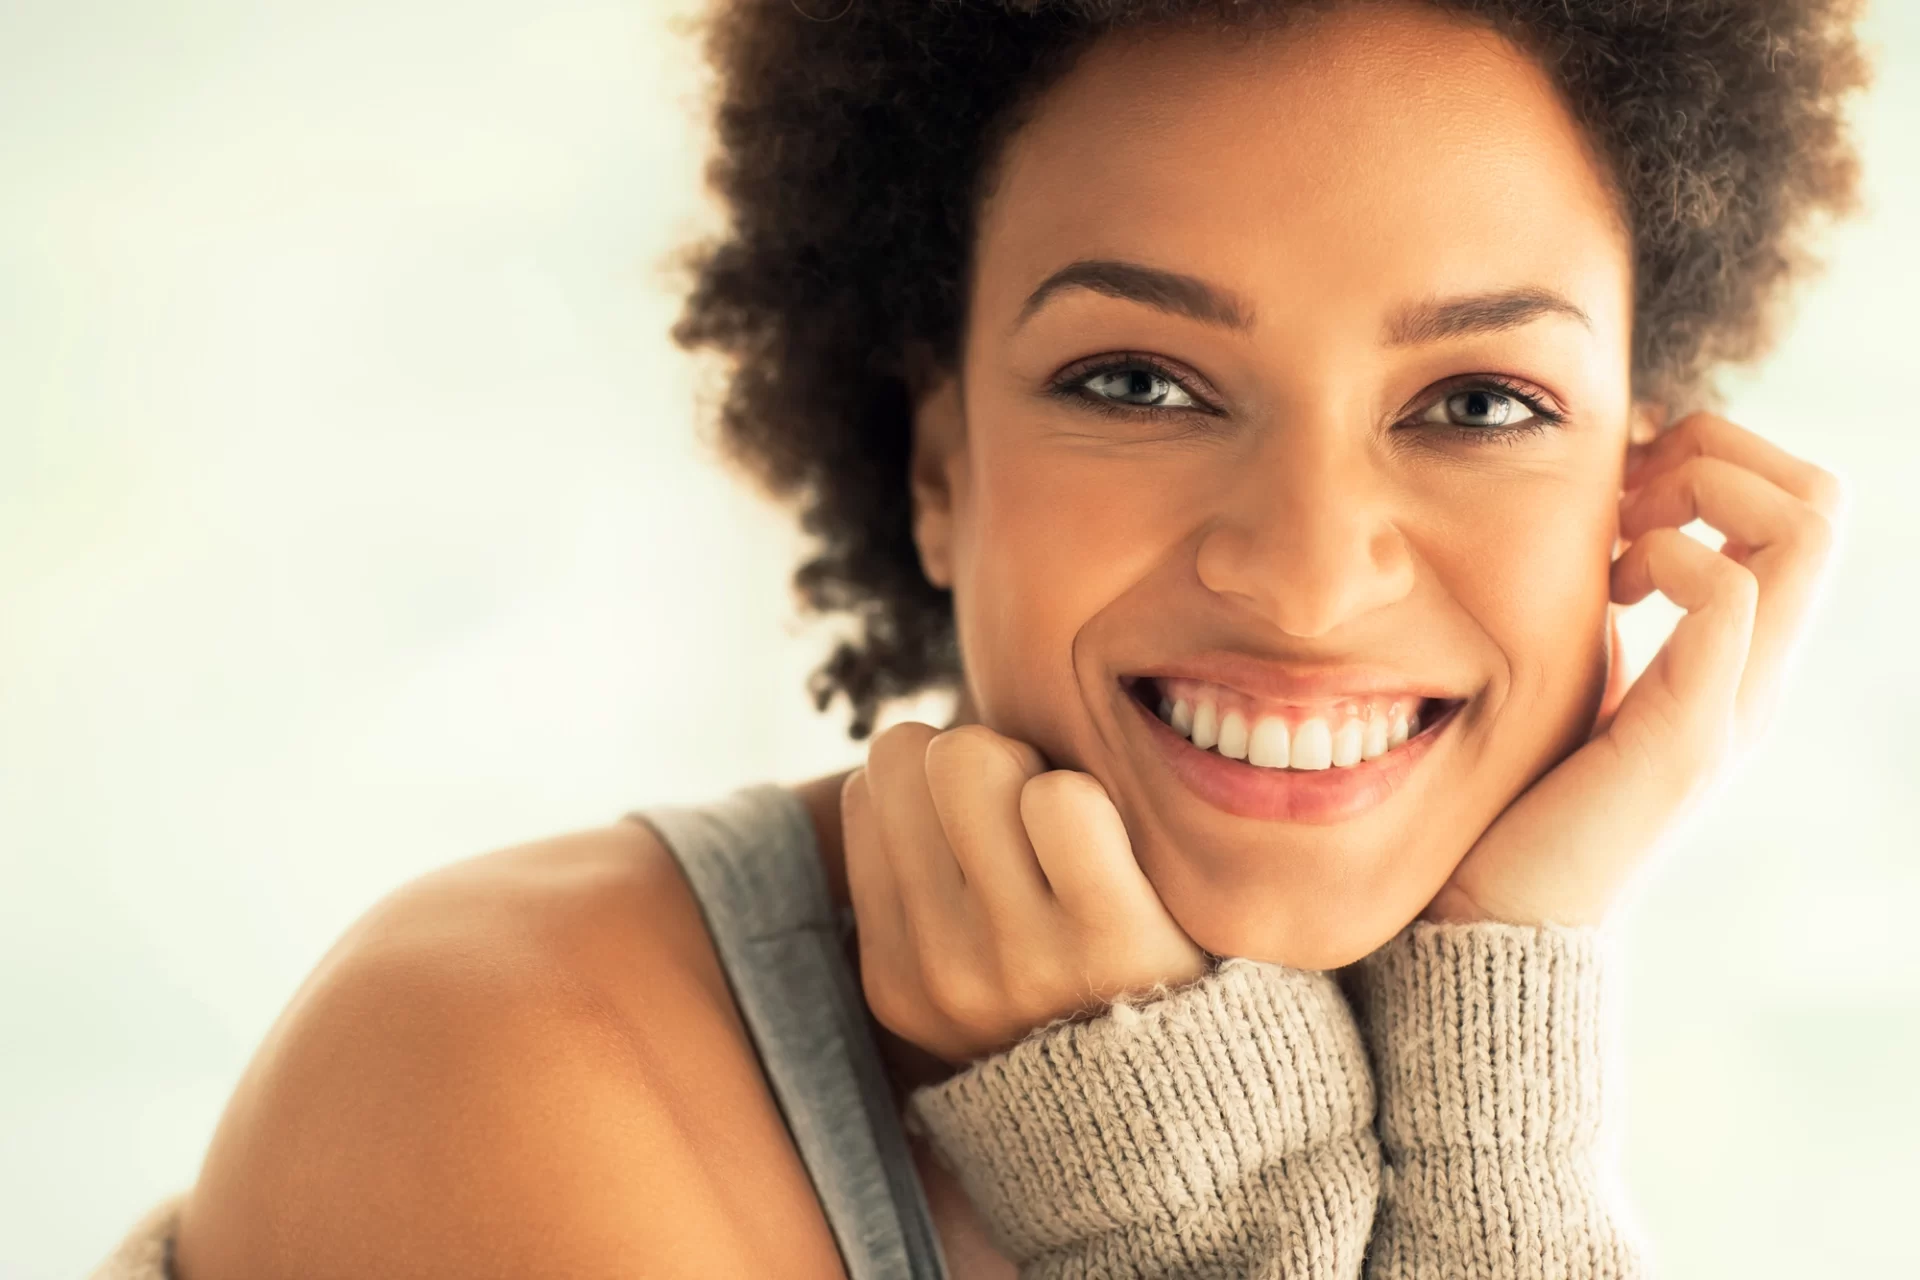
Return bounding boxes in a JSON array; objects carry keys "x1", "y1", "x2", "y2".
[{"x1": 3, "y1": 2, "x2": 1915, "y2": 1275}]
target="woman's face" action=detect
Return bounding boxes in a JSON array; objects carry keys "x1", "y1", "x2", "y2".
[{"x1": 910, "y1": 2, "x2": 1652, "y2": 968}]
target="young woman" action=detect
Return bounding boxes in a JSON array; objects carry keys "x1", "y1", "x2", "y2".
[{"x1": 99, "y1": 1, "x2": 1866, "y2": 1276}]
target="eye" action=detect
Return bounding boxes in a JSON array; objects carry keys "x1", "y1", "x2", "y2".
[
  {"x1": 1077, "y1": 364, "x2": 1201, "y2": 411},
  {"x1": 1398, "y1": 375, "x2": 1569, "y2": 445},
  {"x1": 1416, "y1": 387, "x2": 1539, "y2": 431}
]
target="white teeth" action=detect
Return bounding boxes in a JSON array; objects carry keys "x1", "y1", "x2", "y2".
[
  {"x1": 1191, "y1": 699, "x2": 1219, "y2": 750},
  {"x1": 1331, "y1": 718, "x2": 1364, "y2": 768},
  {"x1": 1290, "y1": 718, "x2": 1333, "y2": 770},
  {"x1": 1217, "y1": 710, "x2": 1249, "y2": 760},
  {"x1": 1362, "y1": 711, "x2": 1389, "y2": 761},
  {"x1": 1248, "y1": 716, "x2": 1290, "y2": 768},
  {"x1": 1157, "y1": 683, "x2": 1447, "y2": 771}
]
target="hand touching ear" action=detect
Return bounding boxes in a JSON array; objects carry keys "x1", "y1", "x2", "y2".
[
  {"x1": 1426, "y1": 412, "x2": 1845, "y2": 928},
  {"x1": 842, "y1": 722, "x2": 1208, "y2": 1065}
]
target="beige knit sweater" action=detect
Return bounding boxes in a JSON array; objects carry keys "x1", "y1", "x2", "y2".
[
  {"x1": 906, "y1": 921, "x2": 1647, "y2": 1278},
  {"x1": 88, "y1": 922, "x2": 1646, "y2": 1279}
]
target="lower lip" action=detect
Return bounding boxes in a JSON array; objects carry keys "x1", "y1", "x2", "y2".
[{"x1": 1125, "y1": 685, "x2": 1462, "y2": 825}]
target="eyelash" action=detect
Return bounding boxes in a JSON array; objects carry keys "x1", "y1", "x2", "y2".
[{"x1": 1046, "y1": 355, "x2": 1569, "y2": 445}]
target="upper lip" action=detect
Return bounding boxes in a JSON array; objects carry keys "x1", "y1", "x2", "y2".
[{"x1": 1127, "y1": 652, "x2": 1465, "y2": 706}]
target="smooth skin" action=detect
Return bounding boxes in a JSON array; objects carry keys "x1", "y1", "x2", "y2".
[{"x1": 174, "y1": 4, "x2": 1842, "y2": 1277}]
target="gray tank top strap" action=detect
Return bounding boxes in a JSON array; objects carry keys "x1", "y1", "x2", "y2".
[{"x1": 629, "y1": 783, "x2": 949, "y2": 1280}]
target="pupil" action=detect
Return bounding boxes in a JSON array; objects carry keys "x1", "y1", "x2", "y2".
[
  {"x1": 1128, "y1": 371, "x2": 1155, "y2": 398},
  {"x1": 1452, "y1": 390, "x2": 1508, "y2": 425}
]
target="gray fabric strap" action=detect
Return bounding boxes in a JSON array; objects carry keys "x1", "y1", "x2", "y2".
[{"x1": 630, "y1": 783, "x2": 949, "y2": 1280}]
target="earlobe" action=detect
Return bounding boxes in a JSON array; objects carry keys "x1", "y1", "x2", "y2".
[
  {"x1": 1634, "y1": 402, "x2": 1667, "y2": 443},
  {"x1": 908, "y1": 367, "x2": 965, "y2": 591},
  {"x1": 1626, "y1": 398, "x2": 1667, "y2": 454}
]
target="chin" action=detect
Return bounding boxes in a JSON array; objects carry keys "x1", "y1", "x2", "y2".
[{"x1": 1171, "y1": 879, "x2": 1435, "y2": 971}]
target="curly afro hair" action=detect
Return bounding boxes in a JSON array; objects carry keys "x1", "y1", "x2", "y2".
[{"x1": 669, "y1": 0, "x2": 1869, "y2": 739}]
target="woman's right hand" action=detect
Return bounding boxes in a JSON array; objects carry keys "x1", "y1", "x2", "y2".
[{"x1": 841, "y1": 721, "x2": 1209, "y2": 1066}]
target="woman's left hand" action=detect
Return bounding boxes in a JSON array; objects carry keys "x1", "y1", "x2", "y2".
[{"x1": 1424, "y1": 411, "x2": 1847, "y2": 928}]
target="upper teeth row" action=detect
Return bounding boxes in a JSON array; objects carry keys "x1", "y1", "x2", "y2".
[{"x1": 1152, "y1": 682, "x2": 1424, "y2": 771}]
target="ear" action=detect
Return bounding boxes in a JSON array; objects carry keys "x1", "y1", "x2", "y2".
[
  {"x1": 1623, "y1": 398, "x2": 1666, "y2": 480},
  {"x1": 906, "y1": 347, "x2": 966, "y2": 591}
]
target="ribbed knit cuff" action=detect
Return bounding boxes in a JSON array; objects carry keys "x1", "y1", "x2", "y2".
[
  {"x1": 1347, "y1": 921, "x2": 1644, "y2": 1279},
  {"x1": 906, "y1": 960, "x2": 1380, "y2": 1279},
  {"x1": 1348, "y1": 921, "x2": 1607, "y2": 1154}
]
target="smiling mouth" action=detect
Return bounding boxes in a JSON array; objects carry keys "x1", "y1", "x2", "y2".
[{"x1": 1123, "y1": 675, "x2": 1465, "y2": 772}]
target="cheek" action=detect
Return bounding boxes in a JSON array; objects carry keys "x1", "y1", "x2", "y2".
[
  {"x1": 952, "y1": 440, "x2": 1187, "y2": 736},
  {"x1": 1429, "y1": 472, "x2": 1616, "y2": 705}
]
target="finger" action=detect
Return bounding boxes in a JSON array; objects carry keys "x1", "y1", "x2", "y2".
[
  {"x1": 1619, "y1": 455, "x2": 1836, "y2": 732},
  {"x1": 1625, "y1": 411, "x2": 1846, "y2": 520},
  {"x1": 1610, "y1": 527, "x2": 1756, "y2": 740},
  {"x1": 840, "y1": 769, "x2": 909, "y2": 979},
  {"x1": 1619, "y1": 453, "x2": 1829, "y2": 556},
  {"x1": 1019, "y1": 771, "x2": 1163, "y2": 927},
  {"x1": 864, "y1": 721, "x2": 966, "y2": 914},
  {"x1": 923, "y1": 725, "x2": 1054, "y2": 921}
]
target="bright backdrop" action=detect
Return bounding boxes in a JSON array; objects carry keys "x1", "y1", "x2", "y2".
[{"x1": 2, "y1": 2, "x2": 1915, "y2": 1276}]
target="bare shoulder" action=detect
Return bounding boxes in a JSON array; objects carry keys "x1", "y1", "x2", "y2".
[{"x1": 174, "y1": 814, "x2": 847, "y2": 1280}]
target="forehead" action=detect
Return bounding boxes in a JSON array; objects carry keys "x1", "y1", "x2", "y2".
[{"x1": 974, "y1": 3, "x2": 1631, "y2": 339}]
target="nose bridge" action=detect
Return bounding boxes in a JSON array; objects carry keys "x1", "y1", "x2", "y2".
[{"x1": 1194, "y1": 419, "x2": 1413, "y2": 637}]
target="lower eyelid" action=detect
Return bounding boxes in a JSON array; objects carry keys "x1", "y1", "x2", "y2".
[{"x1": 1064, "y1": 378, "x2": 1212, "y2": 416}]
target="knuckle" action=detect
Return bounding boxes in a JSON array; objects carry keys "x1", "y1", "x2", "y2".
[
  {"x1": 936, "y1": 723, "x2": 1004, "y2": 753},
  {"x1": 920, "y1": 961, "x2": 997, "y2": 1032},
  {"x1": 1795, "y1": 506, "x2": 1836, "y2": 557},
  {"x1": 1641, "y1": 525, "x2": 1688, "y2": 556},
  {"x1": 1634, "y1": 526, "x2": 1699, "y2": 578},
  {"x1": 1805, "y1": 469, "x2": 1846, "y2": 520},
  {"x1": 1680, "y1": 409, "x2": 1731, "y2": 439},
  {"x1": 839, "y1": 767, "x2": 869, "y2": 814},
  {"x1": 1023, "y1": 768, "x2": 1106, "y2": 809},
  {"x1": 877, "y1": 719, "x2": 940, "y2": 755},
  {"x1": 868, "y1": 719, "x2": 937, "y2": 773},
  {"x1": 864, "y1": 977, "x2": 929, "y2": 1045},
  {"x1": 1675, "y1": 452, "x2": 1722, "y2": 491},
  {"x1": 1661, "y1": 410, "x2": 1710, "y2": 449},
  {"x1": 926, "y1": 723, "x2": 1037, "y2": 779}
]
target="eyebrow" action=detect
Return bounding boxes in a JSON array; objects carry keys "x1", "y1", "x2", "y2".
[
  {"x1": 1383, "y1": 287, "x2": 1593, "y2": 345},
  {"x1": 1013, "y1": 258, "x2": 1592, "y2": 346},
  {"x1": 1014, "y1": 259, "x2": 1255, "y2": 333}
]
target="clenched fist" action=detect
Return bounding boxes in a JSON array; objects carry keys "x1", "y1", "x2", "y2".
[{"x1": 841, "y1": 721, "x2": 1210, "y2": 1065}]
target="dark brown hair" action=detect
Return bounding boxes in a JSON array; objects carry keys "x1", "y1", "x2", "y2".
[{"x1": 670, "y1": 0, "x2": 1869, "y2": 738}]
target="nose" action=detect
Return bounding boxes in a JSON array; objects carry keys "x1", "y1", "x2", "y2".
[{"x1": 1193, "y1": 433, "x2": 1416, "y2": 638}]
